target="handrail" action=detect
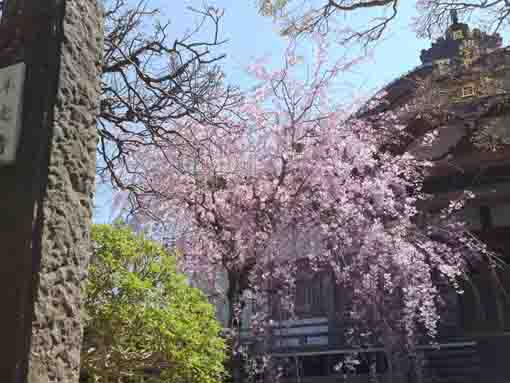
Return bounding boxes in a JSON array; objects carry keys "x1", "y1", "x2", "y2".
[{"x1": 270, "y1": 340, "x2": 477, "y2": 358}]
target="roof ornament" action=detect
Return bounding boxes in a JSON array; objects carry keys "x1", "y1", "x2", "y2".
[{"x1": 451, "y1": 9, "x2": 459, "y2": 25}]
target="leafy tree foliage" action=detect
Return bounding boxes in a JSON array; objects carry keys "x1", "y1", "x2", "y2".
[{"x1": 81, "y1": 224, "x2": 226, "y2": 383}]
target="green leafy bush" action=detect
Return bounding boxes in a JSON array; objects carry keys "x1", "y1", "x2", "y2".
[{"x1": 81, "y1": 224, "x2": 226, "y2": 383}]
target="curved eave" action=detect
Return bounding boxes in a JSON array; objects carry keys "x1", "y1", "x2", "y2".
[
  {"x1": 359, "y1": 45, "x2": 510, "y2": 119},
  {"x1": 357, "y1": 64, "x2": 433, "y2": 118}
]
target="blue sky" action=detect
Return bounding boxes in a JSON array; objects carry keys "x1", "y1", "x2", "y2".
[{"x1": 92, "y1": 1, "x2": 454, "y2": 223}]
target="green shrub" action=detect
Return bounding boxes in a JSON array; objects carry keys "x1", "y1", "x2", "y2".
[{"x1": 81, "y1": 224, "x2": 226, "y2": 383}]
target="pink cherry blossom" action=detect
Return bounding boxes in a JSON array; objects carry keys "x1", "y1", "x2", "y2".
[{"x1": 116, "y1": 39, "x2": 492, "y2": 362}]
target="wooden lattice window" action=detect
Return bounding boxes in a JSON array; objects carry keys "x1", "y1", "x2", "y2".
[
  {"x1": 463, "y1": 39, "x2": 475, "y2": 48},
  {"x1": 461, "y1": 84, "x2": 475, "y2": 97},
  {"x1": 295, "y1": 271, "x2": 329, "y2": 317},
  {"x1": 435, "y1": 59, "x2": 450, "y2": 76},
  {"x1": 453, "y1": 30, "x2": 464, "y2": 40}
]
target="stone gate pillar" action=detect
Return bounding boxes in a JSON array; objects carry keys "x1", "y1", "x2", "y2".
[{"x1": 0, "y1": 0, "x2": 103, "y2": 381}]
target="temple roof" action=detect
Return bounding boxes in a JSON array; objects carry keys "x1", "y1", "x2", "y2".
[
  {"x1": 421, "y1": 10, "x2": 502, "y2": 63},
  {"x1": 360, "y1": 14, "x2": 507, "y2": 118}
]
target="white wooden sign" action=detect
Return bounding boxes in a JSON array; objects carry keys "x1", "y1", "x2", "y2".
[{"x1": 0, "y1": 62, "x2": 25, "y2": 165}]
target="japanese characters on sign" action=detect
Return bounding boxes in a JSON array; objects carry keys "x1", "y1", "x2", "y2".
[{"x1": 0, "y1": 62, "x2": 25, "y2": 165}]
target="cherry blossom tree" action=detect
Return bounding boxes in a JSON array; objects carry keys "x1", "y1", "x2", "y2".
[{"x1": 115, "y1": 38, "x2": 491, "y2": 381}]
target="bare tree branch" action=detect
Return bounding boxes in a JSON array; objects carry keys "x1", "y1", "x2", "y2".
[
  {"x1": 257, "y1": 0, "x2": 400, "y2": 46},
  {"x1": 415, "y1": 0, "x2": 510, "y2": 38},
  {"x1": 258, "y1": 0, "x2": 510, "y2": 45},
  {"x1": 97, "y1": 0, "x2": 241, "y2": 194}
]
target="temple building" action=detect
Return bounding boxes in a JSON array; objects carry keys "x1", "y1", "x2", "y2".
[{"x1": 239, "y1": 12, "x2": 510, "y2": 383}]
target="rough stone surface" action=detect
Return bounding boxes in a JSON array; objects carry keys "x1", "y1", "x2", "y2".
[
  {"x1": 23, "y1": 1, "x2": 103, "y2": 382},
  {"x1": 0, "y1": 1, "x2": 102, "y2": 379}
]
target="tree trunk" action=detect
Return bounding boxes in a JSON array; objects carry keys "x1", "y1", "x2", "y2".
[{"x1": 226, "y1": 272, "x2": 244, "y2": 383}]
